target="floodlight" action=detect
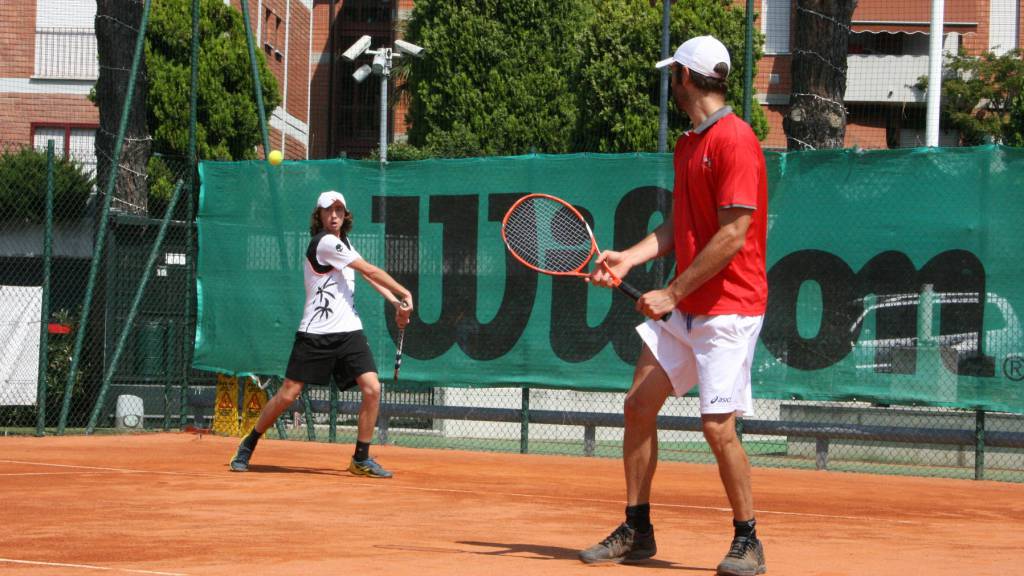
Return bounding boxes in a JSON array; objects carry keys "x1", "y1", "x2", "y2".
[
  {"x1": 342, "y1": 35, "x2": 372, "y2": 62},
  {"x1": 372, "y1": 53, "x2": 387, "y2": 76},
  {"x1": 394, "y1": 39, "x2": 424, "y2": 57},
  {"x1": 352, "y1": 64, "x2": 372, "y2": 83}
]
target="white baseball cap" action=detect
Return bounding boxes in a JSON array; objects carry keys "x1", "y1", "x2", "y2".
[
  {"x1": 655, "y1": 35, "x2": 731, "y2": 79},
  {"x1": 316, "y1": 190, "x2": 347, "y2": 210}
]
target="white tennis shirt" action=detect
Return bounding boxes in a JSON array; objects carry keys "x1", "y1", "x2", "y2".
[{"x1": 297, "y1": 231, "x2": 363, "y2": 334}]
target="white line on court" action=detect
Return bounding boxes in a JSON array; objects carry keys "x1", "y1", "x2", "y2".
[
  {"x1": 0, "y1": 459, "x2": 919, "y2": 524},
  {"x1": 0, "y1": 471, "x2": 114, "y2": 477},
  {"x1": 0, "y1": 557, "x2": 188, "y2": 575},
  {"x1": 0, "y1": 459, "x2": 223, "y2": 478}
]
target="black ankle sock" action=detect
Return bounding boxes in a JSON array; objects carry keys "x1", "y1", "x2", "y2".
[
  {"x1": 733, "y1": 518, "x2": 757, "y2": 540},
  {"x1": 241, "y1": 429, "x2": 262, "y2": 451},
  {"x1": 625, "y1": 503, "x2": 652, "y2": 532},
  {"x1": 354, "y1": 440, "x2": 370, "y2": 462}
]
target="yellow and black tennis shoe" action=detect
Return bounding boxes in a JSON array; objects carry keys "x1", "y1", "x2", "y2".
[{"x1": 348, "y1": 457, "x2": 393, "y2": 478}]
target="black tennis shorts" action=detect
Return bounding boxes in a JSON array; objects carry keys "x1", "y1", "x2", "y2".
[{"x1": 285, "y1": 330, "x2": 377, "y2": 391}]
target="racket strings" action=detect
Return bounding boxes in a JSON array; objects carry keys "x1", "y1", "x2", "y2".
[{"x1": 504, "y1": 197, "x2": 593, "y2": 273}]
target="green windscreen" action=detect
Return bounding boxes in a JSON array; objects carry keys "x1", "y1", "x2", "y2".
[{"x1": 196, "y1": 146, "x2": 1024, "y2": 414}]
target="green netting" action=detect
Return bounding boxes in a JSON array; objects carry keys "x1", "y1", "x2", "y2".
[{"x1": 196, "y1": 146, "x2": 1024, "y2": 414}]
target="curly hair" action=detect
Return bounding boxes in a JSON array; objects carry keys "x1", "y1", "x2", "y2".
[{"x1": 309, "y1": 206, "x2": 353, "y2": 237}]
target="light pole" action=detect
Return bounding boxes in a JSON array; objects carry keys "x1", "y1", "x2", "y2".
[{"x1": 343, "y1": 35, "x2": 424, "y2": 163}]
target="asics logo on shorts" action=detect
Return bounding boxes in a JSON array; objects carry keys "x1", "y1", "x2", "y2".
[{"x1": 710, "y1": 396, "x2": 731, "y2": 405}]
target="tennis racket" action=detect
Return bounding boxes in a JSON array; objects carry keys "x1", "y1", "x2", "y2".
[
  {"x1": 501, "y1": 193, "x2": 670, "y2": 320},
  {"x1": 393, "y1": 328, "x2": 405, "y2": 381},
  {"x1": 393, "y1": 299, "x2": 409, "y2": 381}
]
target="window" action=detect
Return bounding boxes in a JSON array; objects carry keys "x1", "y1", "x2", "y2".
[
  {"x1": 263, "y1": 8, "x2": 282, "y2": 59},
  {"x1": 761, "y1": 0, "x2": 791, "y2": 55},
  {"x1": 32, "y1": 124, "x2": 97, "y2": 179},
  {"x1": 339, "y1": 0, "x2": 391, "y2": 24},
  {"x1": 989, "y1": 0, "x2": 1019, "y2": 55}
]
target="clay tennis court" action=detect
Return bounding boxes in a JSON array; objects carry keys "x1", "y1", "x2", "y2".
[{"x1": 0, "y1": 433, "x2": 1020, "y2": 576}]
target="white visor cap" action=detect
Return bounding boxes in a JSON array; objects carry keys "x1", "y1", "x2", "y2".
[
  {"x1": 655, "y1": 35, "x2": 731, "y2": 79},
  {"x1": 316, "y1": 190, "x2": 347, "y2": 210}
]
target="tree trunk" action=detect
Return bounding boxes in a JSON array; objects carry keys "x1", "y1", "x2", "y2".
[
  {"x1": 94, "y1": 0, "x2": 150, "y2": 215},
  {"x1": 783, "y1": 0, "x2": 857, "y2": 150}
]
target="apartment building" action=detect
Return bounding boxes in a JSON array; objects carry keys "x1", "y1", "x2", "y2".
[
  {"x1": 0, "y1": 1, "x2": 101, "y2": 170},
  {"x1": 756, "y1": 0, "x2": 1024, "y2": 149},
  {"x1": 2, "y1": 1, "x2": 1020, "y2": 162}
]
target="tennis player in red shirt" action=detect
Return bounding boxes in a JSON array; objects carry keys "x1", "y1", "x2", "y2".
[{"x1": 580, "y1": 35, "x2": 768, "y2": 576}]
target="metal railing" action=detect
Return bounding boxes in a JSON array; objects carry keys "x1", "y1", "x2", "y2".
[{"x1": 34, "y1": 28, "x2": 98, "y2": 80}]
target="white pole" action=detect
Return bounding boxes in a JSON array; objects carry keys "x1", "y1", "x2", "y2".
[
  {"x1": 380, "y1": 54, "x2": 389, "y2": 164},
  {"x1": 925, "y1": 0, "x2": 945, "y2": 147}
]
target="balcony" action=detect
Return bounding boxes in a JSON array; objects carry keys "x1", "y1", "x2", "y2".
[
  {"x1": 34, "y1": 28, "x2": 98, "y2": 80},
  {"x1": 844, "y1": 54, "x2": 928, "y2": 104}
]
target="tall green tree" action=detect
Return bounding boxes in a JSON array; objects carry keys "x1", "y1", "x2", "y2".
[
  {"x1": 142, "y1": 0, "x2": 280, "y2": 214},
  {"x1": 939, "y1": 49, "x2": 1024, "y2": 146},
  {"x1": 403, "y1": 0, "x2": 588, "y2": 156},
  {"x1": 576, "y1": 0, "x2": 766, "y2": 152},
  {"x1": 400, "y1": 0, "x2": 765, "y2": 158},
  {"x1": 146, "y1": 0, "x2": 281, "y2": 161}
]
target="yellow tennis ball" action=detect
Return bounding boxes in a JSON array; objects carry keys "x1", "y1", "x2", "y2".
[{"x1": 268, "y1": 150, "x2": 283, "y2": 165}]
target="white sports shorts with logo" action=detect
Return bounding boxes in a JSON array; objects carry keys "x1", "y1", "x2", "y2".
[{"x1": 635, "y1": 312, "x2": 764, "y2": 416}]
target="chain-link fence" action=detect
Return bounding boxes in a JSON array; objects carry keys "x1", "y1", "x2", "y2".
[
  {"x1": 0, "y1": 140, "x2": 204, "y2": 434},
  {"x1": 3, "y1": 139, "x2": 1022, "y2": 483}
]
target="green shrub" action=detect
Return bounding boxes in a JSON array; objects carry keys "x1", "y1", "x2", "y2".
[{"x1": 0, "y1": 148, "x2": 95, "y2": 224}]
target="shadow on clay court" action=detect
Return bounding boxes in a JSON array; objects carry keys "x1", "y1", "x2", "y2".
[
  {"x1": 232, "y1": 464, "x2": 352, "y2": 476},
  {"x1": 449, "y1": 541, "x2": 714, "y2": 571}
]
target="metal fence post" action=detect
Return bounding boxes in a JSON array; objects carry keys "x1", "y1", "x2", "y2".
[
  {"x1": 520, "y1": 386, "x2": 530, "y2": 454},
  {"x1": 975, "y1": 410, "x2": 985, "y2": 481},
  {"x1": 35, "y1": 140, "x2": 55, "y2": 436},
  {"x1": 329, "y1": 383, "x2": 338, "y2": 443},
  {"x1": 181, "y1": 0, "x2": 201, "y2": 430},
  {"x1": 584, "y1": 425, "x2": 596, "y2": 457},
  {"x1": 301, "y1": 388, "x2": 315, "y2": 441}
]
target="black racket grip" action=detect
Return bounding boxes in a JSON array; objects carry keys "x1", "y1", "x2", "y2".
[{"x1": 616, "y1": 280, "x2": 672, "y2": 321}]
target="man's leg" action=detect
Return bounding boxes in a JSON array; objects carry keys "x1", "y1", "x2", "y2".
[
  {"x1": 230, "y1": 378, "x2": 305, "y2": 472},
  {"x1": 702, "y1": 413, "x2": 752, "y2": 520},
  {"x1": 579, "y1": 345, "x2": 672, "y2": 564},
  {"x1": 624, "y1": 345, "x2": 674, "y2": 507},
  {"x1": 346, "y1": 371, "x2": 392, "y2": 478},
  {"x1": 703, "y1": 413, "x2": 764, "y2": 576}
]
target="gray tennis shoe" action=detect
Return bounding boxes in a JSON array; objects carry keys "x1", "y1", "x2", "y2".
[
  {"x1": 579, "y1": 522, "x2": 656, "y2": 564},
  {"x1": 716, "y1": 535, "x2": 766, "y2": 576},
  {"x1": 229, "y1": 442, "x2": 253, "y2": 472}
]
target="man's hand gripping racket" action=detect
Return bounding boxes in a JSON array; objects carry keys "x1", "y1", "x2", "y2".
[{"x1": 501, "y1": 193, "x2": 670, "y2": 321}]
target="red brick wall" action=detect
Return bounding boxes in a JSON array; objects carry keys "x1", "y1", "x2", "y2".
[
  {"x1": 307, "y1": 0, "x2": 332, "y2": 159},
  {"x1": 232, "y1": 0, "x2": 310, "y2": 159},
  {"x1": 760, "y1": 105, "x2": 787, "y2": 150},
  {"x1": 0, "y1": 93, "x2": 98, "y2": 144},
  {"x1": 284, "y1": 2, "x2": 310, "y2": 127},
  {"x1": 844, "y1": 117, "x2": 889, "y2": 149},
  {"x1": 0, "y1": 0, "x2": 37, "y2": 78}
]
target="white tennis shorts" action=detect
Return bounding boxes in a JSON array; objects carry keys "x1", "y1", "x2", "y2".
[{"x1": 636, "y1": 312, "x2": 764, "y2": 416}]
